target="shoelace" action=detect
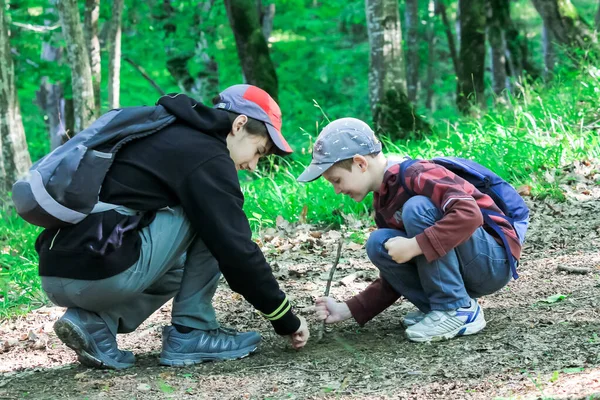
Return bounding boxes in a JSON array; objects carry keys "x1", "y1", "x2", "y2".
[{"x1": 208, "y1": 327, "x2": 239, "y2": 336}]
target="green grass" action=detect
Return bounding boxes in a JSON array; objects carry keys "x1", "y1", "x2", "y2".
[
  {"x1": 241, "y1": 64, "x2": 600, "y2": 233},
  {"x1": 0, "y1": 207, "x2": 46, "y2": 318}
]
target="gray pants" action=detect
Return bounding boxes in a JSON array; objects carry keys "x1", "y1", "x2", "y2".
[{"x1": 41, "y1": 206, "x2": 220, "y2": 336}]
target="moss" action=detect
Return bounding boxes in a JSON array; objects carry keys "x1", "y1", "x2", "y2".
[
  {"x1": 373, "y1": 88, "x2": 431, "y2": 140},
  {"x1": 557, "y1": 0, "x2": 579, "y2": 21}
]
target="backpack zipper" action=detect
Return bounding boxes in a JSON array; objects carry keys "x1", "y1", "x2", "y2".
[{"x1": 49, "y1": 229, "x2": 61, "y2": 250}]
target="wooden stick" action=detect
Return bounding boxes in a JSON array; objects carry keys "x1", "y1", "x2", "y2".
[
  {"x1": 316, "y1": 238, "x2": 343, "y2": 342},
  {"x1": 558, "y1": 265, "x2": 592, "y2": 274}
]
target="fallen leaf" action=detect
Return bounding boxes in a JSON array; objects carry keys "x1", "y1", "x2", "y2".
[
  {"x1": 517, "y1": 185, "x2": 532, "y2": 196},
  {"x1": 541, "y1": 294, "x2": 568, "y2": 304},
  {"x1": 27, "y1": 330, "x2": 38, "y2": 342},
  {"x1": 137, "y1": 383, "x2": 151, "y2": 391},
  {"x1": 31, "y1": 340, "x2": 46, "y2": 350}
]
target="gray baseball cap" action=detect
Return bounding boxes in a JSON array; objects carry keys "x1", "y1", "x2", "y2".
[{"x1": 297, "y1": 118, "x2": 382, "y2": 182}]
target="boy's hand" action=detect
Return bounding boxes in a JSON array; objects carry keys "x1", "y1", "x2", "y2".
[
  {"x1": 290, "y1": 316, "x2": 310, "y2": 349},
  {"x1": 314, "y1": 297, "x2": 352, "y2": 323},
  {"x1": 384, "y1": 237, "x2": 423, "y2": 264}
]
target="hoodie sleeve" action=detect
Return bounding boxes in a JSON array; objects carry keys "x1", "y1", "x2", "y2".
[{"x1": 175, "y1": 154, "x2": 301, "y2": 335}]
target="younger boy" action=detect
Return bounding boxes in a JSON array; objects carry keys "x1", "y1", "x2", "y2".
[{"x1": 298, "y1": 118, "x2": 521, "y2": 342}]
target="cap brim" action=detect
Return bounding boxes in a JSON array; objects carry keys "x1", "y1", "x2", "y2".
[
  {"x1": 266, "y1": 123, "x2": 293, "y2": 156},
  {"x1": 296, "y1": 162, "x2": 335, "y2": 183}
]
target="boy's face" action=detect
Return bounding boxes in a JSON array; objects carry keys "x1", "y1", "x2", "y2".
[
  {"x1": 227, "y1": 115, "x2": 272, "y2": 172},
  {"x1": 322, "y1": 157, "x2": 373, "y2": 202}
]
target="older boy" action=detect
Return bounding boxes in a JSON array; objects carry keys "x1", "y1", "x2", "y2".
[
  {"x1": 36, "y1": 85, "x2": 309, "y2": 369},
  {"x1": 298, "y1": 118, "x2": 521, "y2": 342}
]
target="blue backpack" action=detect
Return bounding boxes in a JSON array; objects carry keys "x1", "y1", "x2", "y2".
[{"x1": 399, "y1": 157, "x2": 529, "y2": 280}]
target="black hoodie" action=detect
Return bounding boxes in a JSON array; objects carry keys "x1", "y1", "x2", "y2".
[{"x1": 36, "y1": 94, "x2": 301, "y2": 335}]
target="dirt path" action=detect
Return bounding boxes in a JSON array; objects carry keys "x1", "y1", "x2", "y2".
[{"x1": 1, "y1": 174, "x2": 600, "y2": 399}]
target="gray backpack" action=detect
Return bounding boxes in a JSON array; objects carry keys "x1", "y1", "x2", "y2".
[{"x1": 12, "y1": 105, "x2": 176, "y2": 228}]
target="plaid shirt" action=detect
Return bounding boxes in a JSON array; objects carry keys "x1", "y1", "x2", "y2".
[{"x1": 374, "y1": 160, "x2": 521, "y2": 263}]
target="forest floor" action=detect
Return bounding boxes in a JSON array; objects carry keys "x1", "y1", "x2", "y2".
[{"x1": 1, "y1": 161, "x2": 600, "y2": 400}]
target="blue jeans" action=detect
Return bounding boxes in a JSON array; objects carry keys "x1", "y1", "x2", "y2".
[{"x1": 366, "y1": 196, "x2": 511, "y2": 312}]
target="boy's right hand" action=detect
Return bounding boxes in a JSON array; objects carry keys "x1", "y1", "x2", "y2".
[
  {"x1": 290, "y1": 316, "x2": 310, "y2": 349},
  {"x1": 314, "y1": 297, "x2": 352, "y2": 323}
]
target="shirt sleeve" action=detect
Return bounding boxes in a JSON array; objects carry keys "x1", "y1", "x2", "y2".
[
  {"x1": 405, "y1": 162, "x2": 483, "y2": 262},
  {"x1": 345, "y1": 277, "x2": 400, "y2": 326}
]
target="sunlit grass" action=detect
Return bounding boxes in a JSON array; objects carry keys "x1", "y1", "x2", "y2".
[{"x1": 0, "y1": 206, "x2": 46, "y2": 319}]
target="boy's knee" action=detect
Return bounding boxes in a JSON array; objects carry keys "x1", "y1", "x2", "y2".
[
  {"x1": 365, "y1": 230, "x2": 384, "y2": 263},
  {"x1": 366, "y1": 230, "x2": 389, "y2": 264},
  {"x1": 402, "y1": 196, "x2": 440, "y2": 232}
]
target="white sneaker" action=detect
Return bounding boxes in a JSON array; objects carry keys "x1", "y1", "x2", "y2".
[
  {"x1": 405, "y1": 299, "x2": 486, "y2": 343},
  {"x1": 402, "y1": 310, "x2": 426, "y2": 327}
]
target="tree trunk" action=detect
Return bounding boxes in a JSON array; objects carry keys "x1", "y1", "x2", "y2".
[
  {"x1": 456, "y1": 0, "x2": 486, "y2": 114},
  {"x1": 596, "y1": 0, "x2": 600, "y2": 31},
  {"x1": 425, "y1": 0, "x2": 437, "y2": 110},
  {"x1": 36, "y1": 42, "x2": 67, "y2": 150},
  {"x1": 487, "y1": 0, "x2": 509, "y2": 97},
  {"x1": 437, "y1": 0, "x2": 459, "y2": 77},
  {"x1": 163, "y1": 1, "x2": 219, "y2": 104},
  {"x1": 84, "y1": 0, "x2": 100, "y2": 114},
  {"x1": 258, "y1": 1, "x2": 276, "y2": 41},
  {"x1": 224, "y1": 0, "x2": 278, "y2": 101},
  {"x1": 504, "y1": 22, "x2": 541, "y2": 83},
  {"x1": 107, "y1": 0, "x2": 123, "y2": 109},
  {"x1": 365, "y1": 0, "x2": 430, "y2": 138},
  {"x1": 56, "y1": 0, "x2": 96, "y2": 133},
  {"x1": 405, "y1": 0, "x2": 419, "y2": 103},
  {"x1": 531, "y1": 0, "x2": 599, "y2": 58},
  {"x1": 542, "y1": 22, "x2": 555, "y2": 81},
  {"x1": 0, "y1": 1, "x2": 31, "y2": 192}
]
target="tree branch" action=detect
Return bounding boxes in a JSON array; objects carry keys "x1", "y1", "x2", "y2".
[
  {"x1": 123, "y1": 57, "x2": 166, "y2": 95},
  {"x1": 11, "y1": 21, "x2": 60, "y2": 32}
]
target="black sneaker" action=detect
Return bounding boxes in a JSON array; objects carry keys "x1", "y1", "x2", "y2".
[
  {"x1": 53, "y1": 308, "x2": 135, "y2": 369},
  {"x1": 159, "y1": 326, "x2": 261, "y2": 367}
]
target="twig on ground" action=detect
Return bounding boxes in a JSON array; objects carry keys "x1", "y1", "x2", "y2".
[
  {"x1": 557, "y1": 265, "x2": 592, "y2": 274},
  {"x1": 316, "y1": 238, "x2": 343, "y2": 342},
  {"x1": 244, "y1": 363, "x2": 333, "y2": 373}
]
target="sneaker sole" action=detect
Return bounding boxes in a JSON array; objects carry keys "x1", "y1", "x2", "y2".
[
  {"x1": 405, "y1": 318, "x2": 487, "y2": 343},
  {"x1": 54, "y1": 318, "x2": 133, "y2": 370},
  {"x1": 159, "y1": 345, "x2": 259, "y2": 367}
]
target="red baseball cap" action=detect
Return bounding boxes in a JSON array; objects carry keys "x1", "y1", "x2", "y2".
[{"x1": 214, "y1": 85, "x2": 293, "y2": 155}]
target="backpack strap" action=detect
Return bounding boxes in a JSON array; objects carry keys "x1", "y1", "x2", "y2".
[
  {"x1": 481, "y1": 210, "x2": 519, "y2": 280},
  {"x1": 90, "y1": 201, "x2": 138, "y2": 215},
  {"x1": 398, "y1": 158, "x2": 420, "y2": 196}
]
